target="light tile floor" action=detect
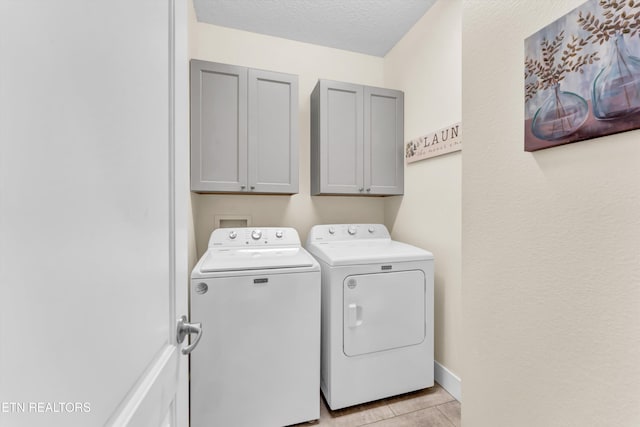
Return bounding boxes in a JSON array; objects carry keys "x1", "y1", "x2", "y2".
[{"x1": 294, "y1": 383, "x2": 461, "y2": 427}]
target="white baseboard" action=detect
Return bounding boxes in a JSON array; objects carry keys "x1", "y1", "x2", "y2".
[{"x1": 434, "y1": 360, "x2": 462, "y2": 402}]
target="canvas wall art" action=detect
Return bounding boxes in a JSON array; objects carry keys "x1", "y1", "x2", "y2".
[{"x1": 525, "y1": 0, "x2": 640, "y2": 151}]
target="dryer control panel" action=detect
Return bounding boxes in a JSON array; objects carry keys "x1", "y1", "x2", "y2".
[
  {"x1": 208, "y1": 227, "x2": 301, "y2": 247},
  {"x1": 307, "y1": 224, "x2": 391, "y2": 242}
]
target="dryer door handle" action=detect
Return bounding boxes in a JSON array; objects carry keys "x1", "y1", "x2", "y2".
[{"x1": 347, "y1": 304, "x2": 363, "y2": 328}]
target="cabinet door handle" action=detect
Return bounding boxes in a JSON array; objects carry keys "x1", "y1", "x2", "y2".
[
  {"x1": 358, "y1": 188, "x2": 364, "y2": 192},
  {"x1": 366, "y1": 188, "x2": 371, "y2": 192},
  {"x1": 250, "y1": 186, "x2": 255, "y2": 190},
  {"x1": 240, "y1": 185, "x2": 246, "y2": 190}
]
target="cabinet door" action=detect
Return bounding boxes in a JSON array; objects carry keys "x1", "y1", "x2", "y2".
[
  {"x1": 364, "y1": 87, "x2": 404, "y2": 195},
  {"x1": 248, "y1": 69, "x2": 299, "y2": 194},
  {"x1": 317, "y1": 80, "x2": 364, "y2": 194},
  {"x1": 190, "y1": 60, "x2": 248, "y2": 192}
]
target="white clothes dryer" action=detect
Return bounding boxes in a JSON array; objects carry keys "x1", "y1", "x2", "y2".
[
  {"x1": 190, "y1": 227, "x2": 320, "y2": 427},
  {"x1": 306, "y1": 224, "x2": 434, "y2": 410}
]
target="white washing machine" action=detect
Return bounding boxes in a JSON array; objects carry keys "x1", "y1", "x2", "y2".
[
  {"x1": 190, "y1": 227, "x2": 321, "y2": 427},
  {"x1": 305, "y1": 224, "x2": 434, "y2": 410}
]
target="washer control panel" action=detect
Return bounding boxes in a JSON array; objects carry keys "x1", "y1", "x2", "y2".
[
  {"x1": 209, "y1": 227, "x2": 299, "y2": 247},
  {"x1": 307, "y1": 224, "x2": 391, "y2": 242}
]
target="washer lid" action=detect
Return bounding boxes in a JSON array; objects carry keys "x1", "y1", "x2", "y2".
[
  {"x1": 199, "y1": 246, "x2": 315, "y2": 272},
  {"x1": 306, "y1": 240, "x2": 433, "y2": 266}
]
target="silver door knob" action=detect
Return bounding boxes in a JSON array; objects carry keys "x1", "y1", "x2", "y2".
[{"x1": 176, "y1": 315, "x2": 202, "y2": 355}]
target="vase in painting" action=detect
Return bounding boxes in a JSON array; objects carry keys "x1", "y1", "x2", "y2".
[
  {"x1": 531, "y1": 84, "x2": 588, "y2": 141},
  {"x1": 592, "y1": 33, "x2": 640, "y2": 120}
]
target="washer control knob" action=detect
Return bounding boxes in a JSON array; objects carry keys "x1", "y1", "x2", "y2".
[
  {"x1": 348, "y1": 225, "x2": 357, "y2": 235},
  {"x1": 228, "y1": 230, "x2": 237, "y2": 239},
  {"x1": 275, "y1": 230, "x2": 283, "y2": 239},
  {"x1": 368, "y1": 226, "x2": 375, "y2": 234},
  {"x1": 328, "y1": 227, "x2": 335, "y2": 235},
  {"x1": 251, "y1": 229, "x2": 262, "y2": 240}
]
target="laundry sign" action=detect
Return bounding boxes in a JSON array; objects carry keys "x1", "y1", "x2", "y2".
[{"x1": 405, "y1": 122, "x2": 462, "y2": 163}]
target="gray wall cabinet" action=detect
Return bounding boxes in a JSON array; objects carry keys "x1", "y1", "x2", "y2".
[
  {"x1": 191, "y1": 60, "x2": 299, "y2": 194},
  {"x1": 310, "y1": 79, "x2": 404, "y2": 196}
]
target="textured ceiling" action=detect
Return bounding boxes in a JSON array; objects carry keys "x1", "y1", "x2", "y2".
[{"x1": 192, "y1": 0, "x2": 437, "y2": 57}]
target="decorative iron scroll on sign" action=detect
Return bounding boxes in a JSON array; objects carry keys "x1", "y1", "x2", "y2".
[{"x1": 405, "y1": 122, "x2": 462, "y2": 164}]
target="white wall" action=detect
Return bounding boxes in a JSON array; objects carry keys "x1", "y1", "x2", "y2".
[
  {"x1": 189, "y1": 2, "x2": 386, "y2": 257},
  {"x1": 462, "y1": 0, "x2": 640, "y2": 426},
  {"x1": 384, "y1": 0, "x2": 462, "y2": 382}
]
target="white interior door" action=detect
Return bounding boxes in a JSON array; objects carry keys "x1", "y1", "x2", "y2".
[{"x1": 0, "y1": 1, "x2": 190, "y2": 426}]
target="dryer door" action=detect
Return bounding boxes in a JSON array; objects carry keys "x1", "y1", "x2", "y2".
[{"x1": 343, "y1": 270, "x2": 425, "y2": 356}]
